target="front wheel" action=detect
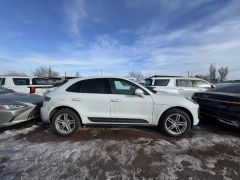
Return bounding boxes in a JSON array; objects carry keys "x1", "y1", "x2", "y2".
[
  {"x1": 160, "y1": 109, "x2": 192, "y2": 137},
  {"x1": 52, "y1": 108, "x2": 81, "y2": 136}
]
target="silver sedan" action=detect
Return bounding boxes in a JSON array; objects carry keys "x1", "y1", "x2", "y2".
[{"x1": 0, "y1": 86, "x2": 43, "y2": 127}]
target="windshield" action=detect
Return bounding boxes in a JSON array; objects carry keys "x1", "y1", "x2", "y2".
[
  {"x1": 53, "y1": 80, "x2": 68, "y2": 87},
  {"x1": 145, "y1": 79, "x2": 152, "y2": 86}
]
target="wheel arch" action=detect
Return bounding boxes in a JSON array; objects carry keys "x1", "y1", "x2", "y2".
[
  {"x1": 49, "y1": 106, "x2": 82, "y2": 124},
  {"x1": 158, "y1": 106, "x2": 194, "y2": 127}
]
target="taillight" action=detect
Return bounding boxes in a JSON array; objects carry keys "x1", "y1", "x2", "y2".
[
  {"x1": 43, "y1": 96, "x2": 51, "y2": 101},
  {"x1": 30, "y1": 87, "x2": 36, "y2": 94}
]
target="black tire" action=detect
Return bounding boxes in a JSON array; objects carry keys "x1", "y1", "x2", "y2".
[
  {"x1": 159, "y1": 108, "x2": 192, "y2": 137},
  {"x1": 52, "y1": 108, "x2": 81, "y2": 136}
]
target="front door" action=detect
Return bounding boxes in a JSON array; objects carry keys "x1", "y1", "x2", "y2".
[{"x1": 108, "y1": 78, "x2": 153, "y2": 124}]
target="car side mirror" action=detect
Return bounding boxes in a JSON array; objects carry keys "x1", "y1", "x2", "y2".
[{"x1": 135, "y1": 89, "x2": 144, "y2": 97}]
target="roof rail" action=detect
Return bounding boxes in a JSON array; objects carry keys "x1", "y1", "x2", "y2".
[{"x1": 147, "y1": 75, "x2": 183, "y2": 78}]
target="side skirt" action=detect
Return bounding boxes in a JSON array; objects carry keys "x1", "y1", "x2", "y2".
[{"x1": 88, "y1": 117, "x2": 149, "y2": 124}]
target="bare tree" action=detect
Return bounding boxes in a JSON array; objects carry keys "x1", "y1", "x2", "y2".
[
  {"x1": 209, "y1": 63, "x2": 217, "y2": 83},
  {"x1": 33, "y1": 66, "x2": 59, "y2": 78},
  {"x1": 128, "y1": 71, "x2": 144, "y2": 82},
  {"x1": 4, "y1": 71, "x2": 27, "y2": 76},
  {"x1": 218, "y1": 67, "x2": 229, "y2": 82},
  {"x1": 194, "y1": 74, "x2": 209, "y2": 81}
]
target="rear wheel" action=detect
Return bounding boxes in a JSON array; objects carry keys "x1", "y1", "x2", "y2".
[
  {"x1": 52, "y1": 108, "x2": 81, "y2": 136},
  {"x1": 160, "y1": 109, "x2": 192, "y2": 137}
]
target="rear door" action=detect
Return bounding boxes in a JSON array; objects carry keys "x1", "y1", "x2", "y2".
[
  {"x1": 66, "y1": 78, "x2": 111, "y2": 121},
  {"x1": 176, "y1": 79, "x2": 196, "y2": 97},
  {"x1": 108, "y1": 78, "x2": 153, "y2": 124}
]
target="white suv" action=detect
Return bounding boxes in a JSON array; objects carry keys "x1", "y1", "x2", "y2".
[
  {"x1": 41, "y1": 77, "x2": 199, "y2": 137},
  {"x1": 0, "y1": 76, "x2": 53, "y2": 95},
  {"x1": 145, "y1": 76, "x2": 212, "y2": 97}
]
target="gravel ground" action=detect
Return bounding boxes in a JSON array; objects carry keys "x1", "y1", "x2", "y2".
[{"x1": 0, "y1": 119, "x2": 240, "y2": 180}]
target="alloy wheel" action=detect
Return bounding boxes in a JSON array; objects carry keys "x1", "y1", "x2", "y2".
[
  {"x1": 55, "y1": 113, "x2": 76, "y2": 134},
  {"x1": 165, "y1": 113, "x2": 188, "y2": 135}
]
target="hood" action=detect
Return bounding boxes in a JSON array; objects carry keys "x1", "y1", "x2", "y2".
[
  {"x1": 193, "y1": 91, "x2": 240, "y2": 103},
  {"x1": 0, "y1": 93, "x2": 43, "y2": 105}
]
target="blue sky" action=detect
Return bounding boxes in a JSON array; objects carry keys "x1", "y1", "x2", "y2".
[{"x1": 0, "y1": 0, "x2": 240, "y2": 79}]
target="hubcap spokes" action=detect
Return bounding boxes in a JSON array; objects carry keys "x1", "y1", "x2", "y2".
[
  {"x1": 55, "y1": 113, "x2": 75, "y2": 134},
  {"x1": 165, "y1": 114, "x2": 187, "y2": 135}
]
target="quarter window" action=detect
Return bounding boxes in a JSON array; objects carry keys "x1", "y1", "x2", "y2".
[
  {"x1": 193, "y1": 80, "x2": 211, "y2": 88},
  {"x1": 176, "y1": 79, "x2": 193, "y2": 87},
  {"x1": 13, "y1": 78, "x2": 30, "y2": 85},
  {"x1": 154, "y1": 79, "x2": 170, "y2": 86}
]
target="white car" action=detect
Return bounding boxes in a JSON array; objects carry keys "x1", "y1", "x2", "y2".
[
  {"x1": 0, "y1": 76, "x2": 53, "y2": 95},
  {"x1": 41, "y1": 77, "x2": 199, "y2": 137},
  {"x1": 145, "y1": 76, "x2": 212, "y2": 97}
]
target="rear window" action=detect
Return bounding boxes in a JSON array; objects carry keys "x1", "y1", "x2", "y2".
[
  {"x1": 32, "y1": 78, "x2": 51, "y2": 85},
  {"x1": 145, "y1": 79, "x2": 152, "y2": 86},
  {"x1": 13, "y1": 78, "x2": 30, "y2": 85},
  {"x1": 0, "y1": 78, "x2": 5, "y2": 85},
  {"x1": 154, "y1": 79, "x2": 169, "y2": 86}
]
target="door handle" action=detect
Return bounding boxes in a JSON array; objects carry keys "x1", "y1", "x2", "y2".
[
  {"x1": 111, "y1": 99, "x2": 121, "y2": 102},
  {"x1": 72, "y1": 98, "x2": 81, "y2": 101}
]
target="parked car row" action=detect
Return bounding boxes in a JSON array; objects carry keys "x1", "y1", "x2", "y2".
[
  {"x1": 0, "y1": 76, "x2": 239, "y2": 137},
  {"x1": 0, "y1": 76, "x2": 53, "y2": 95},
  {"x1": 145, "y1": 75, "x2": 213, "y2": 97}
]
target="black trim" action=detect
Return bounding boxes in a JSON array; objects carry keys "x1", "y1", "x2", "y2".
[{"x1": 88, "y1": 117, "x2": 149, "y2": 123}]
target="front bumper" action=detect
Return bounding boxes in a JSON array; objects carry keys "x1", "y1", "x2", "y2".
[
  {"x1": 0, "y1": 105, "x2": 41, "y2": 127},
  {"x1": 190, "y1": 108, "x2": 199, "y2": 126}
]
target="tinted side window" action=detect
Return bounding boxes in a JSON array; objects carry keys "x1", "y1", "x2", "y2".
[
  {"x1": 66, "y1": 81, "x2": 83, "y2": 92},
  {"x1": 154, "y1": 79, "x2": 169, "y2": 86},
  {"x1": 67, "y1": 79, "x2": 107, "y2": 94},
  {"x1": 176, "y1": 79, "x2": 193, "y2": 87},
  {"x1": 13, "y1": 78, "x2": 30, "y2": 85},
  {"x1": 109, "y1": 78, "x2": 148, "y2": 95},
  {"x1": 0, "y1": 78, "x2": 5, "y2": 85}
]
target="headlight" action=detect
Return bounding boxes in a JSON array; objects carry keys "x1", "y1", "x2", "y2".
[
  {"x1": 0, "y1": 104, "x2": 27, "y2": 110},
  {"x1": 185, "y1": 97, "x2": 198, "y2": 104}
]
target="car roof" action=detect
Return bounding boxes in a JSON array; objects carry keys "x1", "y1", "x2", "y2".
[
  {"x1": 67, "y1": 76, "x2": 136, "y2": 83},
  {"x1": 0, "y1": 76, "x2": 32, "y2": 78},
  {"x1": 146, "y1": 76, "x2": 206, "y2": 80}
]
